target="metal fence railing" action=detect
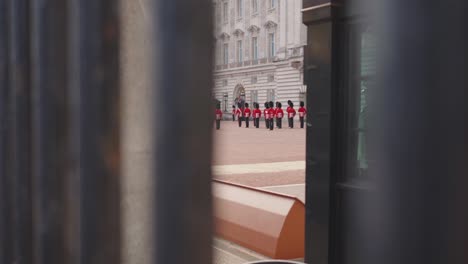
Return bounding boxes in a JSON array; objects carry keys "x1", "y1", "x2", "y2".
[{"x1": 0, "y1": 1, "x2": 214, "y2": 264}]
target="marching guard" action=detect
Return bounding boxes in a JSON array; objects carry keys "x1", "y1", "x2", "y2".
[
  {"x1": 253, "y1": 103, "x2": 261, "y2": 128},
  {"x1": 276, "y1": 102, "x2": 284, "y2": 129},
  {"x1": 215, "y1": 103, "x2": 223, "y2": 130},
  {"x1": 264, "y1": 102, "x2": 270, "y2": 129},
  {"x1": 236, "y1": 103, "x2": 244, "y2": 127},
  {"x1": 244, "y1": 103, "x2": 251, "y2": 128},
  {"x1": 298, "y1": 101, "x2": 307, "y2": 128},
  {"x1": 287, "y1": 100, "x2": 297, "y2": 128},
  {"x1": 268, "y1": 101, "x2": 275, "y2": 131},
  {"x1": 232, "y1": 105, "x2": 236, "y2": 122}
]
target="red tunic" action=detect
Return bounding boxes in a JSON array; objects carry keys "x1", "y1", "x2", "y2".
[
  {"x1": 215, "y1": 109, "x2": 223, "y2": 120},
  {"x1": 287, "y1": 107, "x2": 296, "y2": 118},
  {"x1": 235, "y1": 108, "x2": 243, "y2": 117},
  {"x1": 276, "y1": 108, "x2": 284, "y2": 118},
  {"x1": 268, "y1": 108, "x2": 276, "y2": 119},
  {"x1": 253, "y1": 109, "x2": 262, "y2": 118},
  {"x1": 298, "y1": 107, "x2": 307, "y2": 117},
  {"x1": 263, "y1": 108, "x2": 270, "y2": 119},
  {"x1": 244, "y1": 108, "x2": 251, "y2": 118}
]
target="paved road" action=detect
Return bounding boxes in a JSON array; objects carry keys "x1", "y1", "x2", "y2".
[
  {"x1": 213, "y1": 121, "x2": 306, "y2": 190},
  {"x1": 212, "y1": 121, "x2": 306, "y2": 264}
]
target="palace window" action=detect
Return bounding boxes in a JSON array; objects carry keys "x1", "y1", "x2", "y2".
[
  {"x1": 237, "y1": 0, "x2": 243, "y2": 18},
  {"x1": 251, "y1": 76, "x2": 257, "y2": 84},
  {"x1": 268, "y1": 33, "x2": 276, "y2": 57},
  {"x1": 237, "y1": 40, "x2": 243, "y2": 63},
  {"x1": 252, "y1": 0, "x2": 258, "y2": 14},
  {"x1": 223, "y1": 2, "x2": 228, "y2": 23},
  {"x1": 250, "y1": 90, "x2": 258, "y2": 106},
  {"x1": 252, "y1": 37, "x2": 258, "y2": 60},
  {"x1": 267, "y1": 74, "x2": 274, "y2": 82},
  {"x1": 270, "y1": 0, "x2": 276, "y2": 9},
  {"x1": 223, "y1": 43, "x2": 229, "y2": 64},
  {"x1": 267, "y1": 89, "x2": 275, "y2": 102}
]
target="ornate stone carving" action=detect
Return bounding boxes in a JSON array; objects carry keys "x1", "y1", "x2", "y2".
[
  {"x1": 232, "y1": 28, "x2": 245, "y2": 37},
  {"x1": 264, "y1": 20, "x2": 278, "y2": 29}
]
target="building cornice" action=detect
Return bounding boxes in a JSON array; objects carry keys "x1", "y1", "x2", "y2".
[
  {"x1": 232, "y1": 28, "x2": 245, "y2": 37},
  {"x1": 247, "y1": 25, "x2": 261, "y2": 33},
  {"x1": 213, "y1": 57, "x2": 304, "y2": 77},
  {"x1": 264, "y1": 20, "x2": 278, "y2": 29},
  {"x1": 219, "y1": 32, "x2": 230, "y2": 41}
]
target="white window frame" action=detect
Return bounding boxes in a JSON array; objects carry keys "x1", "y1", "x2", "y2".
[
  {"x1": 237, "y1": 40, "x2": 243, "y2": 63},
  {"x1": 252, "y1": 37, "x2": 258, "y2": 60},
  {"x1": 223, "y1": 2, "x2": 228, "y2": 23},
  {"x1": 252, "y1": 0, "x2": 258, "y2": 14},
  {"x1": 269, "y1": 33, "x2": 276, "y2": 57},
  {"x1": 270, "y1": 0, "x2": 277, "y2": 9},
  {"x1": 267, "y1": 89, "x2": 275, "y2": 102},
  {"x1": 250, "y1": 90, "x2": 258, "y2": 106},
  {"x1": 237, "y1": 0, "x2": 243, "y2": 18},
  {"x1": 223, "y1": 43, "x2": 229, "y2": 65}
]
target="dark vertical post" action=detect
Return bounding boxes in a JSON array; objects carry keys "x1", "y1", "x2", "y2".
[
  {"x1": 30, "y1": 0, "x2": 68, "y2": 263},
  {"x1": 372, "y1": 1, "x2": 468, "y2": 264},
  {"x1": 68, "y1": 0, "x2": 121, "y2": 263},
  {"x1": 302, "y1": 2, "x2": 337, "y2": 264},
  {"x1": 8, "y1": 0, "x2": 33, "y2": 263},
  {"x1": 0, "y1": 0, "x2": 12, "y2": 263},
  {"x1": 153, "y1": 1, "x2": 214, "y2": 264}
]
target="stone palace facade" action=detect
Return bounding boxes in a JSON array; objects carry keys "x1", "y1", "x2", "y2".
[{"x1": 213, "y1": 0, "x2": 307, "y2": 112}]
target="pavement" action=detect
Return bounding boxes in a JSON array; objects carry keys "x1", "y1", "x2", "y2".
[{"x1": 212, "y1": 121, "x2": 306, "y2": 264}]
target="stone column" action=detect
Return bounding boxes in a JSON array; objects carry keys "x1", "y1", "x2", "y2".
[{"x1": 120, "y1": 0, "x2": 154, "y2": 263}]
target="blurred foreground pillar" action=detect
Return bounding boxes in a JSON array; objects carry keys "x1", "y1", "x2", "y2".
[
  {"x1": 120, "y1": 0, "x2": 154, "y2": 263},
  {"x1": 302, "y1": 0, "x2": 467, "y2": 264},
  {"x1": 374, "y1": 1, "x2": 468, "y2": 264},
  {"x1": 151, "y1": 1, "x2": 214, "y2": 264}
]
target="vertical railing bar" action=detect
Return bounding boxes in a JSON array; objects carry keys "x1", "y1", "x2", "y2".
[
  {"x1": 0, "y1": 0, "x2": 13, "y2": 262},
  {"x1": 152, "y1": 1, "x2": 214, "y2": 264},
  {"x1": 30, "y1": 0, "x2": 68, "y2": 263},
  {"x1": 68, "y1": 0, "x2": 121, "y2": 263},
  {"x1": 8, "y1": 0, "x2": 33, "y2": 263},
  {"x1": 66, "y1": 0, "x2": 82, "y2": 262}
]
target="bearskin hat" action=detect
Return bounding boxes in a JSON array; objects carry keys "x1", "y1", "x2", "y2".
[
  {"x1": 278, "y1": 102, "x2": 282, "y2": 108},
  {"x1": 237, "y1": 102, "x2": 242, "y2": 108},
  {"x1": 300, "y1": 101, "x2": 305, "y2": 107},
  {"x1": 264, "y1": 102, "x2": 269, "y2": 108},
  {"x1": 268, "y1": 101, "x2": 274, "y2": 108},
  {"x1": 232, "y1": 105, "x2": 236, "y2": 108},
  {"x1": 216, "y1": 103, "x2": 221, "y2": 109}
]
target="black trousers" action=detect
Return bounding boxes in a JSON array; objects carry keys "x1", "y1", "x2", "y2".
[
  {"x1": 277, "y1": 118, "x2": 282, "y2": 128},
  {"x1": 300, "y1": 117, "x2": 304, "y2": 128},
  {"x1": 255, "y1": 118, "x2": 260, "y2": 128},
  {"x1": 238, "y1": 117, "x2": 243, "y2": 127},
  {"x1": 269, "y1": 119, "x2": 274, "y2": 130},
  {"x1": 265, "y1": 118, "x2": 269, "y2": 129},
  {"x1": 245, "y1": 117, "x2": 249, "y2": 128},
  {"x1": 216, "y1": 120, "x2": 220, "y2": 130},
  {"x1": 288, "y1": 117, "x2": 294, "y2": 128},
  {"x1": 232, "y1": 114, "x2": 235, "y2": 121}
]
